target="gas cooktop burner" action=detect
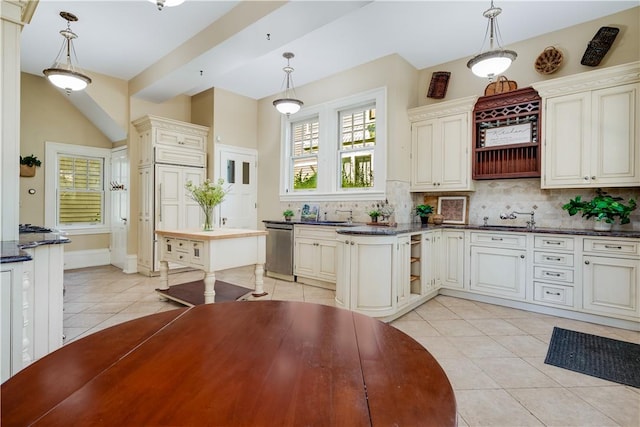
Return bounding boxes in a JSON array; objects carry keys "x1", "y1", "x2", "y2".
[{"x1": 19, "y1": 224, "x2": 53, "y2": 233}]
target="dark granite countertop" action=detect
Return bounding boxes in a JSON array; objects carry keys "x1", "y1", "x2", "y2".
[
  {"x1": 1, "y1": 233, "x2": 71, "y2": 264},
  {"x1": 333, "y1": 223, "x2": 640, "y2": 238},
  {"x1": 263, "y1": 219, "x2": 640, "y2": 238}
]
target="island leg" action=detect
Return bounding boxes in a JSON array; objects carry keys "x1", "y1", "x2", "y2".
[
  {"x1": 158, "y1": 260, "x2": 169, "y2": 301},
  {"x1": 203, "y1": 271, "x2": 216, "y2": 304},
  {"x1": 252, "y1": 263, "x2": 268, "y2": 297}
]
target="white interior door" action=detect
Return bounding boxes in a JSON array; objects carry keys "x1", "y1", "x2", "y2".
[
  {"x1": 110, "y1": 147, "x2": 129, "y2": 270},
  {"x1": 215, "y1": 144, "x2": 257, "y2": 229}
]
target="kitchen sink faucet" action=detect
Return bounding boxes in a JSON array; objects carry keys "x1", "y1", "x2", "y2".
[
  {"x1": 500, "y1": 211, "x2": 536, "y2": 230},
  {"x1": 335, "y1": 209, "x2": 353, "y2": 224}
]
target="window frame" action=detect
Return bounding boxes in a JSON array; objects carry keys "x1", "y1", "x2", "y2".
[
  {"x1": 45, "y1": 141, "x2": 111, "y2": 235},
  {"x1": 279, "y1": 87, "x2": 386, "y2": 202}
]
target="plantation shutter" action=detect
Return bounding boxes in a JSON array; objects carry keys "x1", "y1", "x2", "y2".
[{"x1": 58, "y1": 155, "x2": 104, "y2": 225}]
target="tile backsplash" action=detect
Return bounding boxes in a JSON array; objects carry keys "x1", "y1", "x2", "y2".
[{"x1": 280, "y1": 179, "x2": 639, "y2": 231}]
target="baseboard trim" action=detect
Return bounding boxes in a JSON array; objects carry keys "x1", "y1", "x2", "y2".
[
  {"x1": 122, "y1": 255, "x2": 138, "y2": 274},
  {"x1": 63, "y1": 249, "x2": 111, "y2": 270}
]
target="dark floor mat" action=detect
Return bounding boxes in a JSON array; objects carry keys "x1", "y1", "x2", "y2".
[{"x1": 544, "y1": 327, "x2": 640, "y2": 388}]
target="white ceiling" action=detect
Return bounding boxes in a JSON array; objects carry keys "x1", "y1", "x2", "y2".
[{"x1": 21, "y1": 0, "x2": 638, "y2": 104}]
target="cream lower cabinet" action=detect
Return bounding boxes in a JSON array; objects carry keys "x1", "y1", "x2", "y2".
[
  {"x1": 469, "y1": 232, "x2": 527, "y2": 300},
  {"x1": 294, "y1": 226, "x2": 337, "y2": 288},
  {"x1": 535, "y1": 63, "x2": 640, "y2": 188},
  {"x1": 582, "y1": 238, "x2": 639, "y2": 320},
  {"x1": 336, "y1": 234, "x2": 396, "y2": 317},
  {"x1": 440, "y1": 230, "x2": 464, "y2": 289},
  {"x1": 408, "y1": 97, "x2": 476, "y2": 192}
]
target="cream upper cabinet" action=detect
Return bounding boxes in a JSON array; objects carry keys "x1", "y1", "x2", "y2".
[
  {"x1": 534, "y1": 62, "x2": 640, "y2": 189},
  {"x1": 408, "y1": 96, "x2": 476, "y2": 192}
]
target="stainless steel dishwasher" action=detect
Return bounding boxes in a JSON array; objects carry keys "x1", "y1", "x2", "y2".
[{"x1": 264, "y1": 221, "x2": 295, "y2": 281}]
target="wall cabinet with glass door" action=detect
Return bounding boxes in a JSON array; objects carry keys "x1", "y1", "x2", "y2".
[{"x1": 408, "y1": 96, "x2": 476, "y2": 192}]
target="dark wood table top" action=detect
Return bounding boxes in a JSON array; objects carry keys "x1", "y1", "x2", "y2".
[{"x1": 1, "y1": 301, "x2": 456, "y2": 426}]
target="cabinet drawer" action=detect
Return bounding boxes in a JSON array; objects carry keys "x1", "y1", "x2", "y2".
[
  {"x1": 533, "y1": 282, "x2": 574, "y2": 307},
  {"x1": 190, "y1": 240, "x2": 206, "y2": 266},
  {"x1": 534, "y1": 235, "x2": 574, "y2": 251},
  {"x1": 534, "y1": 251, "x2": 574, "y2": 267},
  {"x1": 155, "y1": 128, "x2": 205, "y2": 151},
  {"x1": 470, "y1": 232, "x2": 526, "y2": 248},
  {"x1": 295, "y1": 226, "x2": 337, "y2": 241},
  {"x1": 155, "y1": 146, "x2": 206, "y2": 167},
  {"x1": 583, "y1": 238, "x2": 640, "y2": 257},
  {"x1": 534, "y1": 266, "x2": 574, "y2": 283}
]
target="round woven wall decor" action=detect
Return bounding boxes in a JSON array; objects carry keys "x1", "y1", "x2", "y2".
[{"x1": 535, "y1": 46, "x2": 564, "y2": 75}]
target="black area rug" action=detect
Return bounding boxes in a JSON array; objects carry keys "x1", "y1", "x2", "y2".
[
  {"x1": 156, "y1": 280, "x2": 253, "y2": 307},
  {"x1": 544, "y1": 327, "x2": 640, "y2": 388}
]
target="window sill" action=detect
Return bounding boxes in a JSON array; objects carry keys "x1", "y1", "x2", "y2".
[
  {"x1": 59, "y1": 226, "x2": 111, "y2": 236},
  {"x1": 280, "y1": 191, "x2": 385, "y2": 202}
]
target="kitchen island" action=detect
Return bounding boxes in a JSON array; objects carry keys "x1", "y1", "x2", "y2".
[{"x1": 155, "y1": 228, "x2": 267, "y2": 304}]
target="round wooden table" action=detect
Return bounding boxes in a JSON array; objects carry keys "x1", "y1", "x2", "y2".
[{"x1": 1, "y1": 301, "x2": 456, "y2": 426}]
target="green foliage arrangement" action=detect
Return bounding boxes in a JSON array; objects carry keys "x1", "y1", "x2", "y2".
[
  {"x1": 415, "y1": 204, "x2": 433, "y2": 217},
  {"x1": 283, "y1": 209, "x2": 294, "y2": 219},
  {"x1": 185, "y1": 178, "x2": 228, "y2": 211},
  {"x1": 20, "y1": 155, "x2": 41, "y2": 167},
  {"x1": 368, "y1": 209, "x2": 381, "y2": 219},
  {"x1": 562, "y1": 189, "x2": 637, "y2": 225}
]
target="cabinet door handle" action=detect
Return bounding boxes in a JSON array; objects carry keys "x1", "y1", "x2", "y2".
[
  {"x1": 520, "y1": 255, "x2": 525, "y2": 259},
  {"x1": 604, "y1": 245, "x2": 622, "y2": 250},
  {"x1": 583, "y1": 176, "x2": 590, "y2": 181},
  {"x1": 545, "y1": 256, "x2": 562, "y2": 261},
  {"x1": 545, "y1": 291, "x2": 561, "y2": 296},
  {"x1": 544, "y1": 272, "x2": 561, "y2": 277},
  {"x1": 491, "y1": 237, "x2": 503, "y2": 241},
  {"x1": 585, "y1": 260, "x2": 590, "y2": 265},
  {"x1": 545, "y1": 241, "x2": 562, "y2": 245},
  {"x1": 591, "y1": 176, "x2": 596, "y2": 180}
]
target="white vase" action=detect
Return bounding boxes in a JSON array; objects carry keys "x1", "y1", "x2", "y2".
[{"x1": 593, "y1": 220, "x2": 612, "y2": 231}]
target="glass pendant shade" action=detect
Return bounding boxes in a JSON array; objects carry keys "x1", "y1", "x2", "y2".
[
  {"x1": 148, "y1": 0, "x2": 186, "y2": 10},
  {"x1": 467, "y1": 1, "x2": 517, "y2": 79},
  {"x1": 273, "y1": 98, "x2": 303, "y2": 115},
  {"x1": 467, "y1": 49, "x2": 517, "y2": 79},
  {"x1": 42, "y1": 12, "x2": 91, "y2": 94},
  {"x1": 273, "y1": 52, "x2": 303, "y2": 116}
]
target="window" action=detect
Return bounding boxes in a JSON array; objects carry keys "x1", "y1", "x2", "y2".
[
  {"x1": 280, "y1": 87, "x2": 386, "y2": 201},
  {"x1": 291, "y1": 117, "x2": 319, "y2": 191},
  {"x1": 45, "y1": 142, "x2": 111, "y2": 234}
]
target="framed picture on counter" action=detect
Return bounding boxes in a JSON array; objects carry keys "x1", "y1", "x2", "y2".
[{"x1": 437, "y1": 196, "x2": 468, "y2": 224}]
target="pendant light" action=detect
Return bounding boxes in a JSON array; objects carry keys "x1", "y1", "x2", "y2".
[
  {"x1": 466, "y1": 0, "x2": 517, "y2": 80},
  {"x1": 148, "y1": 0, "x2": 186, "y2": 11},
  {"x1": 273, "y1": 52, "x2": 303, "y2": 116},
  {"x1": 42, "y1": 11, "x2": 92, "y2": 94}
]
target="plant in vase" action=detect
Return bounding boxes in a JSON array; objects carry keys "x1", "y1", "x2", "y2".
[
  {"x1": 283, "y1": 209, "x2": 294, "y2": 221},
  {"x1": 20, "y1": 154, "x2": 41, "y2": 177},
  {"x1": 562, "y1": 189, "x2": 637, "y2": 231},
  {"x1": 415, "y1": 204, "x2": 433, "y2": 226},
  {"x1": 185, "y1": 178, "x2": 229, "y2": 230},
  {"x1": 368, "y1": 209, "x2": 381, "y2": 223}
]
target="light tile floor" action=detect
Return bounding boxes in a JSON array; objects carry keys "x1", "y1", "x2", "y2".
[{"x1": 63, "y1": 265, "x2": 640, "y2": 426}]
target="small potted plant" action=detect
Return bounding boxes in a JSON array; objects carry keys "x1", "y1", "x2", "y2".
[
  {"x1": 283, "y1": 209, "x2": 295, "y2": 221},
  {"x1": 20, "y1": 154, "x2": 42, "y2": 177},
  {"x1": 415, "y1": 204, "x2": 433, "y2": 226},
  {"x1": 368, "y1": 209, "x2": 381, "y2": 223},
  {"x1": 562, "y1": 189, "x2": 637, "y2": 231}
]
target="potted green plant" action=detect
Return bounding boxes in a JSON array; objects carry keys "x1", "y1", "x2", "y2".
[
  {"x1": 283, "y1": 209, "x2": 295, "y2": 221},
  {"x1": 562, "y1": 189, "x2": 637, "y2": 231},
  {"x1": 368, "y1": 209, "x2": 381, "y2": 223},
  {"x1": 415, "y1": 204, "x2": 433, "y2": 226},
  {"x1": 20, "y1": 154, "x2": 41, "y2": 177}
]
